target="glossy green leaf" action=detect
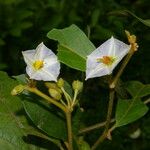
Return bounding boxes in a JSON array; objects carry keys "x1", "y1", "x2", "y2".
[
  {"x1": 115, "y1": 81, "x2": 149, "y2": 127},
  {"x1": 47, "y1": 24, "x2": 96, "y2": 71},
  {"x1": 0, "y1": 71, "x2": 54, "y2": 150}
]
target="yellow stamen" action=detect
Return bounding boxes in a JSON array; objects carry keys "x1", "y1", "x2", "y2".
[
  {"x1": 33, "y1": 60, "x2": 44, "y2": 70},
  {"x1": 97, "y1": 56, "x2": 115, "y2": 66}
]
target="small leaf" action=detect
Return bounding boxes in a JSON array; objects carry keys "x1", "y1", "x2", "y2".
[
  {"x1": 115, "y1": 98, "x2": 148, "y2": 127},
  {"x1": 125, "y1": 81, "x2": 150, "y2": 97},
  {"x1": 115, "y1": 81, "x2": 149, "y2": 127},
  {"x1": 47, "y1": 24, "x2": 96, "y2": 71},
  {"x1": 13, "y1": 74, "x2": 27, "y2": 84}
]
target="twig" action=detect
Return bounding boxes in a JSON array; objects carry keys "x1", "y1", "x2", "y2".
[
  {"x1": 144, "y1": 98, "x2": 150, "y2": 104},
  {"x1": 25, "y1": 86, "x2": 67, "y2": 112},
  {"x1": 78, "y1": 119, "x2": 115, "y2": 134}
]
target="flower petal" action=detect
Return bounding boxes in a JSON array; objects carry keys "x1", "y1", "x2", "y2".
[
  {"x1": 86, "y1": 60, "x2": 110, "y2": 80},
  {"x1": 41, "y1": 62, "x2": 60, "y2": 81},
  {"x1": 22, "y1": 50, "x2": 35, "y2": 66},
  {"x1": 87, "y1": 37, "x2": 115, "y2": 59},
  {"x1": 34, "y1": 42, "x2": 56, "y2": 60},
  {"x1": 26, "y1": 62, "x2": 60, "y2": 81},
  {"x1": 109, "y1": 37, "x2": 130, "y2": 56}
]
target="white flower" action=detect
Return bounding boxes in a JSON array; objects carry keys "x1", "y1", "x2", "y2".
[
  {"x1": 22, "y1": 42, "x2": 60, "y2": 81},
  {"x1": 86, "y1": 36, "x2": 130, "y2": 80}
]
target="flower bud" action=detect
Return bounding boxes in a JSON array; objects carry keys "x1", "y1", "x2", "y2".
[
  {"x1": 45, "y1": 82, "x2": 62, "y2": 93},
  {"x1": 72, "y1": 80, "x2": 83, "y2": 91},
  {"x1": 45, "y1": 82, "x2": 57, "y2": 89},
  {"x1": 48, "y1": 88, "x2": 62, "y2": 100},
  {"x1": 57, "y1": 78, "x2": 64, "y2": 88},
  {"x1": 11, "y1": 84, "x2": 25, "y2": 96}
]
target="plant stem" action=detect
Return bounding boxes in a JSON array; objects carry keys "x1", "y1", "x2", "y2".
[
  {"x1": 110, "y1": 51, "x2": 134, "y2": 89},
  {"x1": 144, "y1": 98, "x2": 150, "y2": 104},
  {"x1": 66, "y1": 111, "x2": 73, "y2": 150},
  {"x1": 78, "y1": 119, "x2": 115, "y2": 134},
  {"x1": 91, "y1": 89, "x2": 115, "y2": 150},
  {"x1": 25, "y1": 86, "x2": 67, "y2": 113}
]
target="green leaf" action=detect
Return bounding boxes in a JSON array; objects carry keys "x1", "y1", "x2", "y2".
[
  {"x1": 115, "y1": 81, "x2": 149, "y2": 127},
  {"x1": 108, "y1": 10, "x2": 150, "y2": 27},
  {"x1": 47, "y1": 24, "x2": 96, "y2": 71},
  {"x1": 23, "y1": 97, "x2": 67, "y2": 140},
  {"x1": 125, "y1": 81, "x2": 150, "y2": 98},
  {"x1": 115, "y1": 98, "x2": 148, "y2": 127},
  {"x1": 0, "y1": 71, "x2": 53, "y2": 150},
  {"x1": 126, "y1": 10, "x2": 150, "y2": 27},
  {"x1": 13, "y1": 74, "x2": 27, "y2": 84}
]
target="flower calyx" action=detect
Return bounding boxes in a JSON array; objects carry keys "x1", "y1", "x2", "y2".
[
  {"x1": 125, "y1": 30, "x2": 138, "y2": 52},
  {"x1": 11, "y1": 84, "x2": 25, "y2": 96}
]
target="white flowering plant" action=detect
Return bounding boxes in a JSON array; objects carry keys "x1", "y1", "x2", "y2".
[{"x1": 2, "y1": 24, "x2": 148, "y2": 150}]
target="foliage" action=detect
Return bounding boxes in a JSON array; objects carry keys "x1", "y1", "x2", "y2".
[{"x1": 0, "y1": 71, "x2": 61, "y2": 150}]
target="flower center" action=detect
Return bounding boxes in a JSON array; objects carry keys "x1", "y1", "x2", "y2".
[
  {"x1": 97, "y1": 56, "x2": 115, "y2": 66},
  {"x1": 33, "y1": 60, "x2": 44, "y2": 70}
]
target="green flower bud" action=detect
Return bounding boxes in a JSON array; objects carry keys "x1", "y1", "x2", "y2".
[
  {"x1": 45, "y1": 82, "x2": 62, "y2": 93},
  {"x1": 57, "y1": 78, "x2": 64, "y2": 88},
  {"x1": 11, "y1": 84, "x2": 25, "y2": 96},
  {"x1": 48, "y1": 88, "x2": 62, "y2": 100},
  {"x1": 72, "y1": 80, "x2": 83, "y2": 91},
  {"x1": 45, "y1": 82, "x2": 57, "y2": 89}
]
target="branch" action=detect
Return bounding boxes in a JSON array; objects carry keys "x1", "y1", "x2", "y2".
[{"x1": 78, "y1": 119, "x2": 115, "y2": 134}]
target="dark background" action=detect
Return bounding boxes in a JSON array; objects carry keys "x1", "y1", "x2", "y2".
[{"x1": 0, "y1": 0, "x2": 149, "y2": 149}]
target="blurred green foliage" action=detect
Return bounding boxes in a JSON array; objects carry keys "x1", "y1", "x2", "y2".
[{"x1": 0, "y1": 0, "x2": 149, "y2": 149}]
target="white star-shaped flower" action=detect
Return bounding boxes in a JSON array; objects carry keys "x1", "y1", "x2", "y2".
[
  {"x1": 22, "y1": 42, "x2": 60, "y2": 81},
  {"x1": 86, "y1": 36, "x2": 130, "y2": 80}
]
